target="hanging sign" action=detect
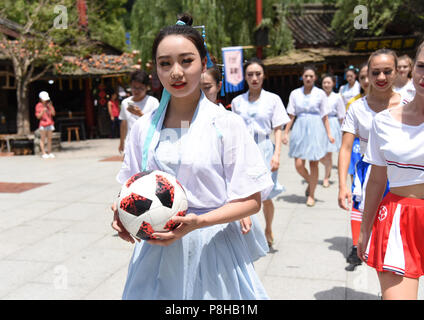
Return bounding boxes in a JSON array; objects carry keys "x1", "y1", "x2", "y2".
[{"x1": 222, "y1": 46, "x2": 244, "y2": 93}]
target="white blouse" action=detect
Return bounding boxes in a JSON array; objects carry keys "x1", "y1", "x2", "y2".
[
  {"x1": 364, "y1": 108, "x2": 424, "y2": 188},
  {"x1": 286, "y1": 86, "x2": 330, "y2": 118},
  {"x1": 327, "y1": 92, "x2": 346, "y2": 119},
  {"x1": 231, "y1": 89, "x2": 290, "y2": 137},
  {"x1": 394, "y1": 80, "x2": 416, "y2": 104},
  {"x1": 117, "y1": 94, "x2": 274, "y2": 209}
]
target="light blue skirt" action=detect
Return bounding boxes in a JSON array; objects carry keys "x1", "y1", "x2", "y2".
[
  {"x1": 326, "y1": 116, "x2": 342, "y2": 153},
  {"x1": 256, "y1": 137, "x2": 285, "y2": 200},
  {"x1": 237, "y1": 214, "x2": 269, "y2": 262},
  {"x1": 289, "y1": 113, "x2": 328, "y2": 161},
  {"x1": 122, "y1": 209, "x2": 269, "y2": 300}
]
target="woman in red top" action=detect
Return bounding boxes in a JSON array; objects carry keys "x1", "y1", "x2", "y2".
[
  {"x1": 108, "y1": 91, "x2": 121, "y2": 138},
  {"x1": 35, "y1": 91, "x2": 56, "y2": 158}
]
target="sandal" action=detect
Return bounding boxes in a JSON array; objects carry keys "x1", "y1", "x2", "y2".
[
  {"x1": 306, "y1": 198, "x2": 315, "y2": 207},
  {"x1": 265, "y1": 230, "x2": 274, "y2": 248}
]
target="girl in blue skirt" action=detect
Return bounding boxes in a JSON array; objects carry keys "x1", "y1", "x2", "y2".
[
  {"x1": 283, "y1": 66, "x2": 335, "y2": 207},
  {"x1": 320, "y1": 74, "x2": 345, "y2": 188},
  {"x1": 201, "y1": 64, "x2": 270, "y2": 260},
  {"x1": 231, "y1": 58, "x2": 290, "y2": 247},
  {"x1": 111, "y1": 14, "x2": 273, "y2": 300}
]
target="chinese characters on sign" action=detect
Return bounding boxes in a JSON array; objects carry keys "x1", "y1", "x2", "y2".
[
  {"x1": 222, "y1": 47, "x2": 244, "y2": 93},
  {"x1": 351, "y1": 37, "x2": 418, "y2": 52}
]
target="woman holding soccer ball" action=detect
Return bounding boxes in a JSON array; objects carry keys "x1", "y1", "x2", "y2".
[{"x1": 111, "y1": 14, "x2": 273, "y2": 300}]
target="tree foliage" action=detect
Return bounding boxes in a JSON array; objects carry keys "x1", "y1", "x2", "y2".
[
  {"x1": 332, "y1": 0, "x2": 424, "y2": 45},
  {"x1": 0, "y1": 0, "x2": 128, "y2": 134},
  {"x1": 88, "y1": 0, "x2": 128, "y2": 50}
]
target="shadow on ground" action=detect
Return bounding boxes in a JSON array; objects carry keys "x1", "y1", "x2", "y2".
[
  {"x1": 324, "y1": 236, "x2": 350, "y2": 260},
  {"x1": 276, "y1": 194, "x2": 306, "y2": 204},
  {"x1": 314, "y1": 286, "x2": 379, "y2": 300}
]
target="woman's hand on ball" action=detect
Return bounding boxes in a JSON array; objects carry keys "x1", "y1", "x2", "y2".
[
  {"x1": 148, "y1": 213, "x2": 201, "y2": 246},
  {"x1": 111, "y1": 202, "x2": 138, "y2": 244}
]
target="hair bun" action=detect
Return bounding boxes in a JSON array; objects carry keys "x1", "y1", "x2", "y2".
[{"x1": 177, "y1": 13, "x2": 193, "y2": 26}]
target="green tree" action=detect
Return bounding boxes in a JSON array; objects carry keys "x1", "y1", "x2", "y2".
[
  {"x1": 0, "y1": 0, "x2": 128, "y2": 135},
  {"x1": 88, "y1": 0, "x2": 128, "y2": 50},
  {"x1": 130, "y1": 0, "x2": 340, "y2": 65},
  {"x1": 332, "y1": 0, "x2": 424, "y2": 46},
  {"x1": 131, "y1": 0, "x2": 258, "y2": 65}
]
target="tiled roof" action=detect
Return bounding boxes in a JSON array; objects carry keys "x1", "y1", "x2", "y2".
[
  {"x1": 286, "y1": 4, "x2": 336, "y2": 48},
  {"x1": 0, "y1": 17, "x2": 22, "y2": 38},
  {"x1": 55, "y1": 52, "x2": 138, "y2": 76}
]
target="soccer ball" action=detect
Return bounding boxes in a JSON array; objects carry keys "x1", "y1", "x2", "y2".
[{"x1": 117, "y1": 170, "x2": 188, "y2": 240}]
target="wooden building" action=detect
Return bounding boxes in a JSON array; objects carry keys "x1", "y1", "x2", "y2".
[
  {"x1": 262, "y1": 3, "x2": 422, "y2": 105},
  {"x1": 0, "y1": 16, "x2": 139, "y2": 143}
]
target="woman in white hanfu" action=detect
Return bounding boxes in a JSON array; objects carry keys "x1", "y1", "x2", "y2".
[
  {"x1": 319, "y1": 74, "x2": 346, "y2": 188},
  {"x1": 111, "y1": 14, "x2": 273, "y2": 300},
  {"x1": 283, "y1": 65, "x2": 334, "y2": 207},
  {"x1": 201, "y1": 64, "x2": 271, "y2": 260},
  {"x1": 231, "y1": 57, "x2": 290, "y2": 248}
]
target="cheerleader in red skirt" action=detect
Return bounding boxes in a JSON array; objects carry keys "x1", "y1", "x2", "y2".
[{"x1": 358, "y1": 41, "x2": 424, "y2": 300}]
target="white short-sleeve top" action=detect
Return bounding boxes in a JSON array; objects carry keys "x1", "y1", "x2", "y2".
[
  {"x1": 364, "y1": 108, "x2": 424, "y2": 188},
  {"x1": 341, "y1": 94, "x2": 409, "y2": 155},
  {"x1": 231, "y1": 89, "x2": 290, "y2": 136},
  {"x1": 341, "y1": 96, "x2": 375, "y2": 155},
  {"x1": 327, "y1": 92, "x2": 346, "y2": 119},
  {"x1": 394, "y1": 80, "x2": 416, "y2": 104},
  {"x1": 286, "y1": 86, "x2": 330, "y2": 118},
  {"x1": 119, "y1": 95, "x2": 159, "y2": 133},
  {"x1": 117, "y1": 94, "x2": 274, "y2": 209},
  {"x1": 339, "y1": 81, "x2": 361, "y2": 106}
]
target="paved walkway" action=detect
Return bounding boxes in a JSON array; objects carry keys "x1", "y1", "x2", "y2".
[{"x1": 0, "y1": 139, "x2": 422, "y2": 300}]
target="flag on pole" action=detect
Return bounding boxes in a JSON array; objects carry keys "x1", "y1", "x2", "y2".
[{"x1": 222, "y1": 47, "x2": 244, "y2": 93}]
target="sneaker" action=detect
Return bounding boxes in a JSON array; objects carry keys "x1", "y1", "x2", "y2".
[
  {"x1": 48, "y1": 153, "x2": 55, "y2": 158},
  {"x1": 42, "y1": 153, "x2": 49, "y2": 159}
]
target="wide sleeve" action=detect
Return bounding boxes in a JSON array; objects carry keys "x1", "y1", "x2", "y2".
[
  {"x1": 145, "y1": 96, "x2": 159, "y2": 114},
  {"x1": 319, "y1": 91, "x2": 331, "y2": 118},
  {"x1": 363, "y1": 117, "x2": 386, "y2": 166},
  {"x1": 271, "y1": 95, "x2": 290, "y2": 129},
  {"x1": 219, "y1": 114, "x2": 273, "y2": 202},
  {"x1": 230, "y1": 96, "x2": 239, "y2": 114},
  {"x1": 286, "y1": 91, "x2": 296, "y2": 116},
  {"x1": 116, "y1": 120, "x2": 144, "y2": 184},
  {"x1": 340, "y1": 103, "x2": 358, "y2": 135},
  {"x1": 336, "y1": 94, "x2": 346, "y2": 120}
]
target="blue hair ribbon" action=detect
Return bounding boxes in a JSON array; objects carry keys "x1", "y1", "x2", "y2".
[{"x1": 142, "y1": 19, "x2": 215, "y2": 171}]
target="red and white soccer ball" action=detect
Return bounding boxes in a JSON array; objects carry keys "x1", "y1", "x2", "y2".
[{"x1": 117, "y1": 170, "x2": 188, "y2": 240}]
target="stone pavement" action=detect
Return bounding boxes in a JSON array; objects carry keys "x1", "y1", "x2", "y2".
[{"x1": 0, "y1": 138, "x2": 422, "y2": 300}]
